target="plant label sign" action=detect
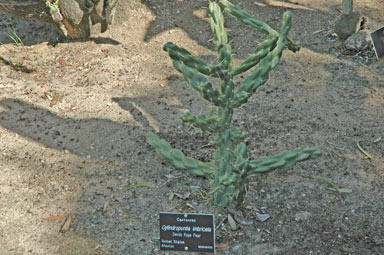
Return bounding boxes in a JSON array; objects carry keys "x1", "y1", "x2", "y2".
[
  {"x1": 159, "y1": 212, "x2": 215, "y2": 253},
  {"x1": 370, "y1": 26, "x2": 384, "y2": 59}
]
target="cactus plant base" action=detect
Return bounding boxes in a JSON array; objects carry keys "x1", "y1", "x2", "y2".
[{"x1": 334, "y1": 11, "x2": 362, "y2": 40}]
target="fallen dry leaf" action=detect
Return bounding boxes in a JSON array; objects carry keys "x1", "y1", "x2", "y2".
[
  {"x1": 50, "y1": 94, "x2": 59, "y2": 107},
  {"x1": 174, "y1": 192, "x2": 190, "y2": 200},
  {"x1": 216, "y1": 243, "x2": 230, "y2": 248},
  {"x1": 59, "y1": 215, "x2": 72, "y2": 233},
  {"x1": 43, "y1": 212, "x2": 72, "y2": 221}
]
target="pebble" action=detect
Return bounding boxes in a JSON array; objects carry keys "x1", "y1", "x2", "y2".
[
  {"x1": 241, "y1": 220, "x2": 254, "y2": 225},
  {"x1": 295, "y1": 211, "x2": 312, "y2": 222},
  {"x1": 344, "y1": 29, "x2": 371, "y2": 51},
  {"x1": 256, "y1": 213, "x2": 270, "y2": 222},
  {"x1": 0, "y1": 66, "x2": 10, "y2": 75},
  {"x1": 232, "y1": 244, "x2": 242, "y2": 251}
]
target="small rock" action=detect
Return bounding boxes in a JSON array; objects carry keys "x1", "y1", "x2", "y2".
[
  {"x1": 256, "y1": 213, "x2": 270, "y2": 222},
  {"x1": 119, "y1": 75, "x2": 129, "y2": 81},
  {"x1": 240, "y1": 220, "x2": 254, "y2": 225},
  {"x1": 344, "y1": 29, "x2": 372, "y2": 51},
  {"x1": 228, "y1": 214, "x2": 238, "y2": 230},
  {"x1": 295, "y1": 211, "x2": 311, "y2": 222},
  {"x1": 232, "y1": 244, "x2": 242, "y2": 251},
  {"x1": 174, "y1": 192, "x2": 190, "y2": 200},
  {"x1": 0, "y1": 66, "x2": 10, "y2": 75},
  {"x1": 87, "y1": 72, "x2": 109, "y2": 86}
]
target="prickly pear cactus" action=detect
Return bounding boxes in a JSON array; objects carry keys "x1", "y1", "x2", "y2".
[{"x1": 147, "y1": 0, "x2": 320, "y2": 207}]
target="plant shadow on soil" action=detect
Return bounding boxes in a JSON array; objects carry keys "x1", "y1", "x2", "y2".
[{"x1": 0, "y1": 98, "x2": 151, "y2": 160}]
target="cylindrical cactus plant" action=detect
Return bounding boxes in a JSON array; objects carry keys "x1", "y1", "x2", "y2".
[
  {"x1": 147, "y1": 0, "x2": 320, "y2": 207},
  {"x1": 334, "y1": 0, "x2": 361, "y2": 40}
]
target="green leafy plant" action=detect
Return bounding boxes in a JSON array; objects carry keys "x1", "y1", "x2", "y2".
[{"x1": 147, "y1": 0, "x2": 320, "y2": 207}]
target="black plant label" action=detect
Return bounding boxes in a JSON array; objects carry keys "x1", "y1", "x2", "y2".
[
  {"x1": 159, "y1": 212, "x2": 215, "y2": 253},
  {"x1": 371, "y1": 26, "x2": 384, "y2": 59}
]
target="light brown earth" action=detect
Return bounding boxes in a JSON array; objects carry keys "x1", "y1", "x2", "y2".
[{"x1": 0, "y1": 0, "x2": 383, "y2": 254}]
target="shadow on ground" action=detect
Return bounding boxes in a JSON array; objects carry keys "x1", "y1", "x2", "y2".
[{"x1": 0, "y1": 98, "x2": 150, "y2": 160}]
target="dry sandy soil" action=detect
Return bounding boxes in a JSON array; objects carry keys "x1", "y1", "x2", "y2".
[{"x1": 1, "y1": 0, "x2": 384, "y2": 254}]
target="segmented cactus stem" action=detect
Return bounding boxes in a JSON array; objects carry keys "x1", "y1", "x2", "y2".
[
  {"x1": 249, "y1": 148, "x2": 321, "y2": 174},
  {"x1": 147, "y1": 132, "x2": 216, "y2": 177},
  {"x1": 209, "y1": 1, "x2": 228, "y2": 47},
  {"x1": 219, "y1": 0, "x2": 300, "y2": 52}
]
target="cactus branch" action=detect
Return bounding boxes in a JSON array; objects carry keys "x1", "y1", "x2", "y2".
[
  {"x1": 231, "y1": 11, "x2": 293, "y2": 108},
  {"x1": 219, "y1": 0, "x2": 276, "y2": 36},
  {"x1": 181, "y1": 107, "x2": 222, "y2": 132},
  {"x1": 147, "y1": 132, "x2": 216, "y2": 177},
  {"x1": 169, "y1": 57, "x2": 223, "y2": 106},
  {"x1": 163, "y1": 42, "x2": 212, "y2": 76},
  {"x1": 219, "y1": 0, "x2": 300, "y2": 52},
  {"x1": 209, "y1": 1, "x2": 228, "y2": 47},
  {"x1": 231, "y1": 35, "x2": 278, "y2": 76},
  {"x1": 249, "y1": 148, "x2": 321, "y2": 174}
]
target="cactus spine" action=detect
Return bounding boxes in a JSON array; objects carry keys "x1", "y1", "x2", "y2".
[{"x1": 147, "y1": 0, "x2": 320, "y2": 207}]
